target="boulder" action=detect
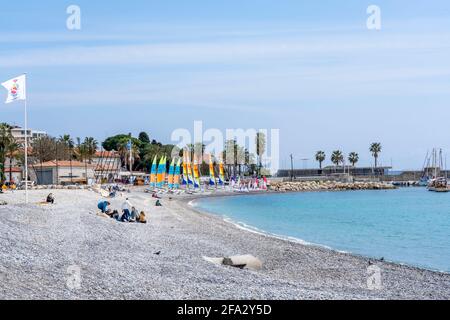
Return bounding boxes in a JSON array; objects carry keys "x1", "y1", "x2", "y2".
[{"x1": 203, "y1": 254, "x2": 262, "y2": 271}]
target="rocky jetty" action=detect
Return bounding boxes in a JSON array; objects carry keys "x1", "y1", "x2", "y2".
[{"x1": 270, "y1": 181, "x2": 396, "y2": 192}]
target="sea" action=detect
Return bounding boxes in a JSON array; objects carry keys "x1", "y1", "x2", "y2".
[{"x1": 193, "y1": 188, "x2": 450, "y2": 272}]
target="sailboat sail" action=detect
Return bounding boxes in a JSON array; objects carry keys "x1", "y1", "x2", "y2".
[
  {"x1": 156, "y1": 156, "x2": 165, "y2": 188},
  {"x1": 174, "y1": 158, "x2": 181, "y2": 189},
  {"x1": 182, "y1": 153, "x2": 188, "y2": 185},
  {"x1": 193, "y1": 160, "x2": 200, "y2": 188},
  {"x1": 186, "y1": 156, "x2": 194, "y2": 186},
  {"x1": 150, "y1": 155, "x2": 157, "y2": 187},
  {"x1": 218, "y1": 161, "x2": 225, "y2": 186},
  {"x1": 168, "y1": 158, "x2": 175, "y2": 189},
  {"x1": 209, "y1": 154, "x2": 216, "y2": 186}
]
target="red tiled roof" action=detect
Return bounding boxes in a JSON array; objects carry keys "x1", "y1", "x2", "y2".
[
  {"x1": 4, "y1": 167, "x2": 22, "y2": 173},
  {"x1": 37, "y1": 160, "x2": 95, "y2": 168}
]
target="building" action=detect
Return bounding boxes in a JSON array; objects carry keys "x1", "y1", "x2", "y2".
[
  {"x1": 277, "y1": 166, "x2": 392, "y2": 179},
  {"x1": 92, "y1": 150, "x2": 122, "y2": 183},
  {"x1": 10, "y1": 126, "x2": 47, "y2": 144},
  {"x1": 32, "y1": 160, "x2": 95, "y2": 185},
  {"x1": 1, "y1": 167, "x2": 22, "y2": 184}
]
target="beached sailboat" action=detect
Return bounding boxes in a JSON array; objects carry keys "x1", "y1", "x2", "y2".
[
  {"x1": 208, "y1": 154, "x2": 216, "y2": 186},
  {"x1": 427, "y1": 149, "x2": 449, "y2": 192},
  {"x1": 150, "y1": 155, "x2": 157, "y2": 187},
  {"x1": 167, "y1": 158, "x2": 175, "y2": 189},
  {"x1": 173, "y1": 158, "x2": 181, "y2": 189},
  {"x1": 218, "y1": 161, "x2": 225, "y2": 186},
  {"x1": 193, "y1": 160, "x2": 201, "y2": 189},
  {"x1": 156, "y1": 156, "x2": 166, "y2": 188}
]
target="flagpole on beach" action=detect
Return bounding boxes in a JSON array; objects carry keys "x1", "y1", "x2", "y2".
[{"x1": 24, "y1": 73, "x2": 28, "y2": 203}]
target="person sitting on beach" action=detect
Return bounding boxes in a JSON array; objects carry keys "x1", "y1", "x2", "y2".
[
  {"x1": 121, "y1": 198, "x2": 133, "y2": 222},
  {"x1": 130, "y1": 207, "x2": 140, "y2": 222},
  {"x1": 155, "y1": 199, "x2": 162, "y2": 207},
  {"x1": 105, "y1": 209, "x2": 120, "y2": 220},
  {"x1": 152, "y1": 192, "x2": 161, "y2": 199},
  {"x1": 97, "y1": 200, "x2": 111, "y2": 213},
  {"x1": 46, "y1": 193, "x2": 55, "y2": 204},
  {"x1": 137, "y1": 211, "x2": 147, "y2": 223}
]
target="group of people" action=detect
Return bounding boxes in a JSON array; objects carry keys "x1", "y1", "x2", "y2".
[
  {"x1": 97, "y1": 198, "x2": 147, "y2": 223},
  {"x1": 230, "y1": 176, "x2": 269, "y2": 192},
  {"x1": 1, "y1": 183, "x2": 17, "y2": 193}
]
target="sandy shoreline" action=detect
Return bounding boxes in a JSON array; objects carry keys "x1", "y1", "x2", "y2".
[{"x1": 1, "y1": 188, "x2": 449, "y2": 300}]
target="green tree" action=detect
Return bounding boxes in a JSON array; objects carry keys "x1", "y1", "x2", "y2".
[
  {"x1": 59, "y1": 135, "x2": 74, "y2": 182},
  {"x1": 348, "y1": 152, "x2": 359, "y2": 166},
  {"x1": 138, "y1": 132, "x2": 150, "y2": 144},
  {"x1": 370, "y1": 143, "x2": 382, "y2": 168},
  {"x1": 331, "y1": 150, "x2": 344, "y2": 170},
  {"x1": 256, "y1": 132, "x2": 266, "y2": 176},
  {"x1": 83, "y1": 137, "x2": 98, "y2": 163},
  {"x1": 0, "y1": 124, "x2": 14, "y2": 182},
  {"x1": 102, "y1": 134, "x2": 141, "y2": 151},
  {"x1": 6, "y1": 139, "x2": 20, "y2": 183},
  {"x1": 315, "y1": 151, "x2": 326, "y2": 169}
]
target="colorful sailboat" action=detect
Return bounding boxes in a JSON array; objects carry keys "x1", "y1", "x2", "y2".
[
  {"x1": 167, "y1": 158, "x2": 175, "y2": 189},
  {"x1": 193, "y1": 160, "x2": 200, "y2": 188},
  {"x1": 208, "y1": 154, "x2": 216, "y2": 186},
  {"x1": 174, "y1": 158, "x2": 181, "y2": 189},
  {"x1": 186, "y1": 156, "x2": 194, "y2": 186},
  {"x1": 156, "y1": 156, "x2": 166, "y2": 188},
  {"x1": 182, "y1": 154, "x2": 188, "y2": 186},
  {"x1": 150, "y1": 155, "x2": 157, "y2": 187},
  {"x1": 218, "y1": 161, "x2": 225, "y2": 186}
]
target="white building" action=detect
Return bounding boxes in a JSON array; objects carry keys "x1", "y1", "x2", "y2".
[
  {"x1": 32, "y1": 160, "x2": 95, "y2": 185},
  {"x1": 10, "y1": 126, "x2": 47, "y2": 144}
]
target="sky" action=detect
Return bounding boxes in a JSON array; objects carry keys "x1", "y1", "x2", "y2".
[{"x1": 1, "y1": 0, "x2": 450, "y2": 170}]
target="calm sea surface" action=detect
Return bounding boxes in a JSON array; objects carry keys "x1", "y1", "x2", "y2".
[{"x1": 194, "y1": 188, "x2": 450, "y2": 272}]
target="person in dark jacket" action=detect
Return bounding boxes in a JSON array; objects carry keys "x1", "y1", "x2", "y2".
[{"x1": 97, "y1": 200, "x2": 111, "y2": 213}]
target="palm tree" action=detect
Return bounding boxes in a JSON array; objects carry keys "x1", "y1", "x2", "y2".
[
  {"x1": 348, "y1": 152, "x2": 359, "y2": 166},
  {"x1": 118, "y1": 140, "x2": 139, "y2": 170},
  {"x1": 59, "y1": 135, "x2": 74, "y2": 183},
  {"x1": 370, "y1": 143, "x2": 382, "y2": 168},
  {"x1": 256, "y1": 132, "x2": 266, "y2": 176},
  {"x1": 0, "y1": 125, "x2": 13, "y2": 183},
  {"x1": 83, "y1": 137, "x2": 98, "y2": 163},
  {"x1": 315, "y1": 151, "x2": 326, "y2": 169},
  {"x1": 331, "y1": 150, "x2": 344, "y2": 172},
  {"x1": 6, "y1": 140, "x2": 19, "y2": 183}
]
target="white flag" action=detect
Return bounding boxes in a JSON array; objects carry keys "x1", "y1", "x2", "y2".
[{"x1": 2, "y1": 75, "x2": 26, "y2": 104}]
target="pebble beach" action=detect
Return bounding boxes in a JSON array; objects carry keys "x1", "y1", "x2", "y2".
[{"x1": 1, "y1": 188, "x2": 449, "y2": 300}]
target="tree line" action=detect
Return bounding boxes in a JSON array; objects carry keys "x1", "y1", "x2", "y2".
[
  {"x1": 314, "y1": 143, "x2": 382, "y2": 169},
  {"x1": 1, "y1": 124, "x2": 269, "y2": 183}
]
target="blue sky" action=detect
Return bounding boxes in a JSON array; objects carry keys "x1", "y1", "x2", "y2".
[{"x1": 1, "y1": 1, "x2": 450, "y2": 169}]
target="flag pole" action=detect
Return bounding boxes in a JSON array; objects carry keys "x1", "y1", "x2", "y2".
[{"x1": 24, "y1": 73, "x2": 28, "y2": 203}]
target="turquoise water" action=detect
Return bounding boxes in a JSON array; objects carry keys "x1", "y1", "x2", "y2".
[{"x1": 194, "y1": 188, "x2": 450, "y2": 272}]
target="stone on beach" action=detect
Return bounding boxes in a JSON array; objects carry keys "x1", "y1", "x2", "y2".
[{"x1": 204, "y1": 254, "x2": 262, "y2": 271}]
